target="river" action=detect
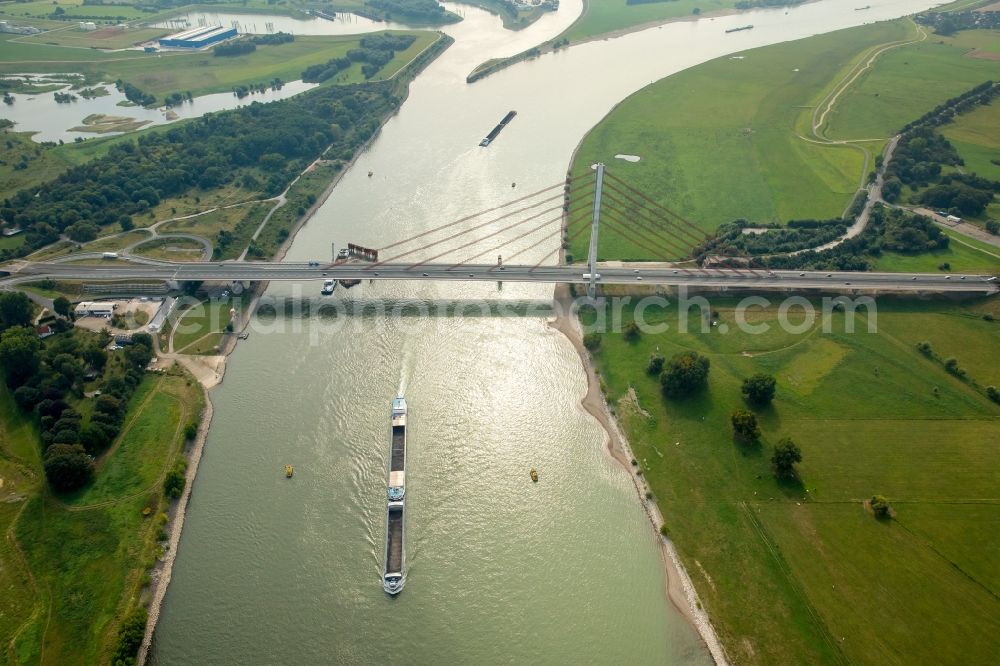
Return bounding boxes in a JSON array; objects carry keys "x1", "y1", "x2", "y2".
[{"x1": 149, "y1": 0, "x2": 940, "y2": 662}]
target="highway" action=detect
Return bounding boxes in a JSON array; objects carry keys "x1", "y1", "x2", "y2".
[{"x1": 3, "y1": 258, "x2": 998, "y2": 294}]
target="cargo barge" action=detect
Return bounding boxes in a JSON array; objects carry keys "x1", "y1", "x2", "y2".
[
  {"x1": 725, "y1": 25, "x2": 753, "y2": 33},
  {"x1": 383, "y1": 396, "x2": 407, "y2": 594},
  {"x1": 479, "y1": 110, "x2": 517, "y2": 147},
  {"x1": 384, "y1": 502, "x2": 405, "y2": 594}
]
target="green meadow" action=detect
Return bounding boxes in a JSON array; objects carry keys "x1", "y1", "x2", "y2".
[
  {"x1": 872, "y1": 230, "x2": 1000, "y2": 273},
  {"x1": 558, "y1": 0, "x2": 737, "y2": 43},
  {"x1": 823, "y1": 29, "x2": 1000, "y2": 141},
  {"x1": 0, "y1": 31, "x2": 439, "y2": 98},
  {"x1": 0, "y1": 371, "x2": 204, "y2": 664},
  {"x1": 582, "y1": 295, "x2": 1000, "y2": 664},
  {"x1": 940, "y1": 95, "x2": 1000, "y2": 181}
]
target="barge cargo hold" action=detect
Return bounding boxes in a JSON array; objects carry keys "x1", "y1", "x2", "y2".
[
  {"x1": 384, "y1": 503, "x2": 405, "y2": 594},
  {"x1": 388, "y1": 397, "x2": 406, "y2": 502},
  {"x1": 479, "y1": 110, "x2": 517, "y2": 147},
  {"x1": 384, "y1": 396, "x2": 407, "y2": 595}
]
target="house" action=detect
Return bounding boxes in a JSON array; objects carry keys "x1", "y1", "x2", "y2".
[{"x1": 35, "y1": 325, "x2": 54, "y2": 339}]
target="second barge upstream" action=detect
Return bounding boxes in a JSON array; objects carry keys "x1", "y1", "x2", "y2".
[{"x1": 383, "y1": 396, "x2": 407, "y2": 594}]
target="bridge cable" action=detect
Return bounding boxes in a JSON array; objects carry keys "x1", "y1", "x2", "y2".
[
  {"x1": 377, "y1": 175, "x2": 591, "y2": 254},
  {"x1": 406, "y1": 205, "x2": 565, "y2": 269},
  {"x1": 372, "y1": 194, "x2": 566, "y2": 267},
  {"x1": 448, "y1": 200, "x2": 593, "y2": 269}
]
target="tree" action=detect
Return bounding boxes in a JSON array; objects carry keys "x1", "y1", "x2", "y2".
[
  {"x1": 660, "y1": 351, "x2": 710, "y2": 399},
  {"x1": 164, "y1": 468, "x2": 185, "y2": 499},
  {"x1": 0, "y1": 291, "x2": 33, "y2": 330},
  {"x1": 870, "y1": 494, "x2": 892, "y2": 519},
  {"x1": 79, "y1": 422, "x2": 112, "y2": 453},
  {"x1": 646, "y1": 353, "x2": 665, "y2": 375},
  {"x1": 742, "y1": 373, "x2": 776, "y2": 407},
  {"x1": 43, "y1": 444, "x2": 94, "y2": 492},
  {"x1": 125, "y1": 343, "x2": 152, "y2": 368},
  {"x1": 986, "y1": 220, "x2": 999, "y2": 236},
  {"x1": 986, "y1": 386, "x2": 1000, "y2": 404},
  {"x1": 731, "y1": 409, "x2": 760, "y2": 443},
  {"x1": 771, "y1": 438, "x2": 802, "y2": 479},
  {"x1": 53, "y1": 296, "x2": 72, "y2": 318},
  {"x1": 112, "y1": 607, "x2": 148, "y2": 666},
  {"x1": 582, "y1": 332, "x2": 601, "y2": 351},
  {"x1": 622, "y1": 321, "x2": 640, "y2": 341},
  {"x1": 0, "y1": 326, "x2": 41, "y2": 388}
]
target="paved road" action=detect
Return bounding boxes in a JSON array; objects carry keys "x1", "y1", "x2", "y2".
[{"x1": 3, "y1": 260, "x2": 997, "y2": 294}]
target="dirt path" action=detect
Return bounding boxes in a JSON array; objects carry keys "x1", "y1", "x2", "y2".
[{"x1": 548, "y1": 285, "x2": 729, "y2": 665}]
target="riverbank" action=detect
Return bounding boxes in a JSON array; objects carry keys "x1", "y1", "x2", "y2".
[
  {"x1": 467, "y1": 2, "x2": 740, "y2": 82},
  {"x1": 549, "y1": 284, "x2": 728, "y2": 665}
]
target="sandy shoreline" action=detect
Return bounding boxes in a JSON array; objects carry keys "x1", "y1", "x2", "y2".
[{"x1": 549, "y1": 284, "x2": 728, "y2": 665}]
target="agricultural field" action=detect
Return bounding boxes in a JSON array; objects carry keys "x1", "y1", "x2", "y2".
[
  {"x1": 0, "y1": 368, "x2": 204, "y2": 664},
  {"x1": 569, "y1": 20, "x2": 915, "y2": 260},
  {"x1": 0, "y1": 0, "x2": 150, "y2": 21},
  {"x1": 582, "y1": 295, "x2": 1000, "y2": 664}
]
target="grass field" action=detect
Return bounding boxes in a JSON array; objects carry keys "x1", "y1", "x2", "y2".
[
  {"x1": 0, "y1": 128, "x2": 81, "y2": 202},
  {"x1": 582, "y1": 295, "x2": 1000, "y2": 664},
  {"x1": 569, "y1": 21, "x2": 915, "y2": 261},
  {"x1": 940, "y1": 98, "x2": 1000, "y2": 181},
  {"x1": 558, "y1": 0, "x2": 737, "y2": 43},
  {"x1": 0, "y1": 368, "x2": 204, "y2": 664},
  {"x1": 132, "y1": 236, "x2": 207, "y2": 260},
  {"x1": 170, "y1": 294, "x2": 250, "y2": 353},
  {"x1": 0, "y1": 0, "x2": 150, "y2": 20},
  {"x1": 872, "y1": 229, "x2": 1000, "y2": 273},
  {"x1": 0, "y1": 31, "x2": 439, "y2": 98},
  {"x1": 823, "y1": 29, "x2": 1000, "y2": 141},
  {"x1": 14, "y1": 25, "x2": 171, "y2": 50}
]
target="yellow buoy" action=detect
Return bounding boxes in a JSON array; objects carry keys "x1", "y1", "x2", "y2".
[
  {"x1": 285, "y1": 465, "x2": 294, "y2": 478},
  {"x1": 530, "y1": 468, "x2": 538, "y2": 483}
]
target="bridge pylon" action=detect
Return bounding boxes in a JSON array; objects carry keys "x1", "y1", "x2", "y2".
[{"x1": 586, "y1": 162, "x2": 605, "y2": 300}]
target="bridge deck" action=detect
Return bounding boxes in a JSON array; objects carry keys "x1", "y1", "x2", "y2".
[{"x1": 3, "y1": 260, "x2": 997, "y2": 294}]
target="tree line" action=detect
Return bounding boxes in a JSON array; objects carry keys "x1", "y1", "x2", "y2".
[
  {"x1": 213, "y1": 32, "x2": 295, "y2": 57},
  {"x1": 302, "y1": 33, "x2": 417, "y2": 83},
  {"x1": 364, "y1": 0, "x2": 458, "y2": 23}
]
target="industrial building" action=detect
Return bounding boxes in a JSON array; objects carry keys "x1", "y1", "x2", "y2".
[
  {"x1": 74, "y1": 301, "x2": 117, "y2": 318},
  {"x1": 158, "y1": 25, "x2": 237, "y2": 49}
]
